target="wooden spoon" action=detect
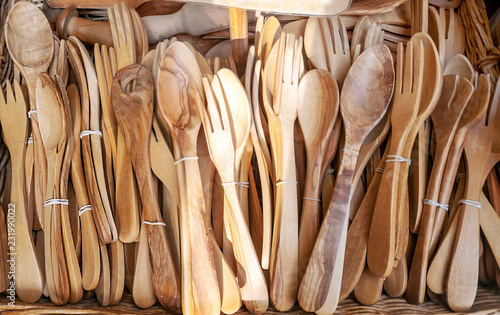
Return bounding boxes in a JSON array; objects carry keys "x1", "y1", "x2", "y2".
[
  {"x1": 443, "y1": 54, "x2": 474, "y2": 76},
  {"x1": 298, "y1": 44, "x2": 394, "y2": 314},
  {"x1": 37, "y1": 73, "x2": 70, "y2": 305},
  {"x1": 112, "y1": 64, "x2": 181, "y2": 313},
  {"x1": 406, "y1": 75, "x2": 473, "y2": 305},
  {"x1": 157, "y1": 41, "x2": 220, "y2": 315},
  {"x1": 297, "y1": 69, "x2": 339, "y2": 279},
  {"x1": 0, "y1": 80, "x2": 43, "y2": 303}
]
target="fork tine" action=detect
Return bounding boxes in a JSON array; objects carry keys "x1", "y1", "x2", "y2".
[
  {"x1": 109, "y1": 46, "x2": 117, "y2": 75},
  {"x1": 202, "y1": 77, "x2": 221, "y2": 132},
  {"x1": 412, "y1": 40, "x2": 425, "y2": 95},
  {"x1": 330, "y1": 17, "x2": 343, "y2": 55},
  {"x1": 282, "y1": 33, "x2": 295, "y2": 85},
  {"x1": 448, "y1": 9, "x2": 455, "y2": 40},
  {"x1": 402, "y1": 40, "x2": 413, "y2": 93},
  {"x1": 292, "y1": 36, "x2": 303, "y2": 86},
  {"x1": 5, "y1": 80, "x2": 14, "y2": 105},
  {"x1": 364, "y1": 23, "x2": 377, "y2": 50},
  {"x1": 108, "y1": 6, "x2": 119, "y2": 47},
  {"x1": 395, "y1": 42, "x2": 404, "y2": 94},
  {"x1": 339, "y1": 17, "x2": 350, "y2": 56},
  {"x1": 0, "y1": 81, "x2": 8, "y2": 106},
  {"x1": 320, "y1": 17, "x2": 334, "y2": 73},
  {"x1": 122, "y1": 3, "x2": 136, "y2": 59},
  {"x1": 212, "y1": 75, "x2": 232, "y2": 132}
]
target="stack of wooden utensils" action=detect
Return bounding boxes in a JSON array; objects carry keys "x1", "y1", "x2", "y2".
[{"x1": 0, "y1": 0, "x2": 500, "y2": 314}]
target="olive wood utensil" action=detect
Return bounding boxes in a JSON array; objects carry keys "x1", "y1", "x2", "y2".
[
  {"x1": 37, "y1": 73, "x2": 70, "y2": 305},
  {"x1": 353, "y1": 266, "x2": 384, "y2": 305},
  {"x1": 157, "y1": 41, "x2": 221, "y2": 315},
  {"x1": 339, "y1": 144, "x2": 389, "y2": 302},
  {"x1": 298, "y1": 44, "x2": 394, "y2": 314},
  {"x1": 67, "y1": 83, "x2": 100, "y2": 291},
  {"x1": 95, "y1": 241, "x2": 111, "y2": 306},
  {"x1": 297, "y1": 69, "x2": 339, "y2": 279},
  {"x1": 68, "y1": 37, "x2": 118, "y2": 243},
  {"x1": 368, "y1": 40, "x2": 424, "y2": 278},
  {"x1": 199, "y1": 70, "x2": 268, "y2": 313},
  {"x1": 130, "y1": 223, "x2": 156, "y2": 308},
  {"x1": 0, "y1": 80, "x2": 43, "y2": 303},
  {"x1": 384, "y1": 256, "x2": 408, "y2": 297},
  {"x1": 440, "y1": 8, "x2": 466, "y2": 68},
  {"x1": 406, "y1": 75, "x2": 473, "y2": 305},
  {"x1": 5, "y1": 0, "x2": 54, "y2": 235},
  {"x1": 112, "y1": 64, "x2": 181, "y2": 313},
  {"x1": 57, "y1": 74, "x2": 83, "y2": 304}
]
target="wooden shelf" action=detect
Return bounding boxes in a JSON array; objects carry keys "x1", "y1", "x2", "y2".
[{"x1": 1, "y1": 286, "x2": 500, "y2": 314}]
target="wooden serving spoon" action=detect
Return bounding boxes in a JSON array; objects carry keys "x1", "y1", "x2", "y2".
[
  {"x1": 112, "y1": 64, "x2": 181, "y2": 313},
  {"x1": 157, "y1": 41, "x2": 220, "y2": 315},
  {"x1": 297, "y1": 69, "x2": 339, "y2": 279},
  {"x1": 298, "y1": 44, "x2": 394, "y2": 314},
  {"x1": 0, "y1": 80, "x2": 43, "y2": 303}
]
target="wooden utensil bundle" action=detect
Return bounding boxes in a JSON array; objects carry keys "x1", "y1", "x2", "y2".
[{"x1": 2, "y1": 1, "x2": 500, "y2": 315}]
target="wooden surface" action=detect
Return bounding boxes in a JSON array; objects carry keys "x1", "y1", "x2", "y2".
[{"x1": 1, "y1": 285, "x2": 500, "y2": 314}]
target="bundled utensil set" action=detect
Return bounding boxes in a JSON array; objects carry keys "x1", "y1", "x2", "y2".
[{"x1": 0, "y1": 0, "x2": 499, "y2": 314}]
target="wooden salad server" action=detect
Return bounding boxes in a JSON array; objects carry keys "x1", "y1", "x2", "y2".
[
  {"x1": 298, "y1": 44, "x2": 394, "y2": 314},
  {"x1": 0, "y1": 80, "x2": 43, "y2": 303},
  {"x1": 112, "y1": 64, "x2": 181, "y2": 313}
]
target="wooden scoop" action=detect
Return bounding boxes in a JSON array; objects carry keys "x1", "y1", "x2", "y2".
[
  {"x1": 112, "y1": 64, "x2": 181, "y2": 313},
  {"x1": 298, "y1": 44, "x2": 394, "y2": 314},
  {"x1": 297, "y1": 69, "x2": 339, "y2": 279}
]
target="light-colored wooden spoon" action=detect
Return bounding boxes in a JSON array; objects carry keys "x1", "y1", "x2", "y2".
[
  {"x1": 112, "y1": 64, "x2": 181, "y2": 313},
  {"x1": 0, "y1": 80, "x2": 43, "y2": 303},
  {"x1": 297, "y1": 69, "x2": 339, "y2": 279},
  {"x1": 443, "y1": 54, "x2": 474, "y2": 76},
  {"x1": 298, "y1": 44, "x2": 394, "y2": 314}
]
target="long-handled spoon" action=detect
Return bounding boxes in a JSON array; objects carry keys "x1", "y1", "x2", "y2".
[{"x1": 298, "y1": 44, "x2": 394, "y2": 314}]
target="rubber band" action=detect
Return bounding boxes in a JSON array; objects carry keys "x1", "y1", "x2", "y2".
[
  {"x1": 326, "y1": 168, "x2": 335, "y2": 174},
  {"x1": 80, "y1": 130, "x2": 103, "y2": 139},
  {"x1": 276, "y1": 180, "x2": 297, "y2": 186},
  {"x1": 375, "y1": 168, "x2": 384, "y2": 173},
  {"x1": 423, "y1": 199, "x2": 449, "y2": 211},
  {"x1": 28, "y1": 110, "x2": 36, "y2": 118},
  {"x1": 143, "y1": 221, "x2": 167, "y2": 227},
  {"x1": 44, "y1": 199, "x2": 69, "y2": 207},
  {"x1": 27, "y1": 137, "x2": 33, "y2": 144},
  {"x1": 458, "y1": 199, "x2": 481, "y2": 209},
  {"x1": 78, "y1": 205, "x2": 92, "y2": 216},
  {"x1": 378, "y1": 14, "x2": 382, "y2": 25},
  {"x1": 221, "y1": 181, "x2": 250, "y2": 188},
  {"x1": 386, "y1": 155, "x2": 411, "y2": 165},
  {"x1": 303, "y1": 197, "x2": 321, "y2": 202},
  {"x1": 173, "y1": 156, "x2": 199, "y2": 165},
  {"x1": 343, "y1": 149, "x2": 359, "y2": 155}
]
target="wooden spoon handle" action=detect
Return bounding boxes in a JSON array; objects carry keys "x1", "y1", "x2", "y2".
[
  {"x1": 446, "y1": 204, "x2": 479, "y2": 311},
  {"x1": 298, "y1": 149, "x2": 358, "y2": 313},
  {"x1": 367, "y1": 160, "x2": 403, "y2": 278},
  {"x1": 59, "y1": 15, "x2": 113, "y2": 46}
]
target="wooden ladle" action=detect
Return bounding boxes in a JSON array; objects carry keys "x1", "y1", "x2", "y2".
[
  {"x1": 112, "y1": 64, "x2": 181, "y2": 313},
  {"x1": 298, "y1": 44, "x2": 395, "y2": 314}
]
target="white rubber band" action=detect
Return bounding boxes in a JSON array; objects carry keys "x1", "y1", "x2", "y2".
[
  {"x1": 276, "y1": 180, "x2": 298, "y2": 186},
  {"x1": 326, "y1": 168, "x2": 335, "y2": 174},
  {"x1": 386, "y1": 155, "x2": 411, "y2": 165},
  {"x1": 80, "y1": 130, "x2": 103, "y2": 139},
  {"x1": 78, "y1": 205, "x2": 92, "y2": 216},
  {"x1": 173, "y1": 156, "x2": 199, "y2": 165},
  {"x1": 28, "y1": 110, "x2": 36, "y2": 119},
  {"x1": 458, "y1": 199, "x2": 481, "y2": 209},
  {"x1": 423, "y1": 199, "x2": 449, "y2": 211},
  {"x1": 221, "y1": 181, "x2": 250, "y2": 188},
  {"x1": 44, "y1": 199, "x2": 69, "y2": 207},
  {"x1": 143, "y1": 221, "x2": 167, "y2": 227},
  {"x1": 375, "y1": 168, "x2": 384, "y2": 173},
  {"x1": 303, "y1": 197, "x2": 321, "y2": 202},
  {"x1": 343, "y1": 149, "x2": 359, "y2": 155},
  {"x1": 27, "y1": 137, "x2": 33, "y2": 144}
]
